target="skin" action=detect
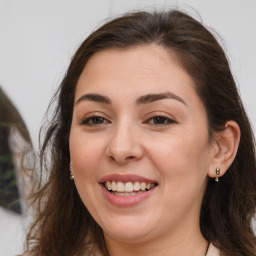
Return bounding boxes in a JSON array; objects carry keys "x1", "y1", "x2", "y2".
[{"x1": 69, "y1": 45, "x2": 223, "y2": 256}]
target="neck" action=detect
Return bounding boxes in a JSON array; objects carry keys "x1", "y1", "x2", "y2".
[{"x1": 104, "y1": 222, "x2": 208, "y2": 256}]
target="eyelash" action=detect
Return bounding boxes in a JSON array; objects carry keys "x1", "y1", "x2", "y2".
[
  {"x1": 145, "y1": 115, "x2": 176, "y2": 126},
  {"x1": 80, "y1": 114, "x2": 176, "y2": 126},
  {"x1": 80, "y1": 115, "x2": 110, "y2": 125}
]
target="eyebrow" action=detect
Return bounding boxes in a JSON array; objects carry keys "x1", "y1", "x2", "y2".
[
  {"x1": 76, "y1": 92, "x2": 187, "y2": 106},
  {"x1": 76, "y1": 93, "x2": 111, "y2": 105},
  {"x1": 136, "y1": 92, "x2": 187, "y2": 106}
]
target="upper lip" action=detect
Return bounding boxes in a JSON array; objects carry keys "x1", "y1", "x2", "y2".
[{"x1": 99, "y1": 174, "x2": 158, "y2": 184}]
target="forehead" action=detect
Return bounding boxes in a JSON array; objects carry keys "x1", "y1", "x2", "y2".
[
  {"x1": 80, "y1": 45, "x2": 183, "y2": 80},
  {"x1": 75, "y1": 45, "x2": 199, "y2": 106}
]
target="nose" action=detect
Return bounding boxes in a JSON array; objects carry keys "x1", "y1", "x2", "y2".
[{"x1": 106, "y1": 121, "x2": 144, "y2": 164}]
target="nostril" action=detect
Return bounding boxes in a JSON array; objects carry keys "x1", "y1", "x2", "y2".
[
  {"x1": 126, "y1": 156, "x2": 135, "y2": 160},
  {"x1": 108, "y1": 155, "x2": 135, "y2": 162}
]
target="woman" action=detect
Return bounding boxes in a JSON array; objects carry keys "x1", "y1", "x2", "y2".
[{"x1": 24, "y1": 9, "x2": 256, "y2": 256}]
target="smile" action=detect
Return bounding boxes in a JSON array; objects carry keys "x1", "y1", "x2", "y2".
[
  {"x1": 104, "y1": 181, "x2": 157, "y2": 196},
  {"x1": 99, "y1": 174, "x2": 158, "y2": 206}
]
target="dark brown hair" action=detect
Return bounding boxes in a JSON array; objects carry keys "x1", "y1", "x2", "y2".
[{"x1": 25, "y1": 10, "x2": 256, "y2": 256}]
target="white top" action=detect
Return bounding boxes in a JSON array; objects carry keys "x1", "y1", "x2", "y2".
[{"x1": 207, "y1": 243, "x2": 221, "y2": 256}]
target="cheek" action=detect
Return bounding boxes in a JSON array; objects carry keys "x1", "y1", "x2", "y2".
[
  {"x1": 145, "y1": 134, "x2": 210, "y2": 219},
  {"x1": 145, "y1": 129, "x2": 211, "y2": 182},
  {"x1": 69, "y1": 131, "x2": 105, "y2": 211},
  {"x1": 69, "y1": 131, "x2": 105, "y2": 181}
]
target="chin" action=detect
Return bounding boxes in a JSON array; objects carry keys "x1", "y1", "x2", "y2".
[{"x1": 100, "y1": 215, "x2": 155, "y2": 243}]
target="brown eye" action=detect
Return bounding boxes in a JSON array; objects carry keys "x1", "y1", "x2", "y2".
[
  {"x1": 146, "y1": 116, "x2": 175, "y2": 125},
  {"x1": 81, "y1": 116, "x2": 109, "y2": 125}
]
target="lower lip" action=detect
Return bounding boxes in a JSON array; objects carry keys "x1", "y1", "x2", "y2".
[{"x1": 101, "y1": 185, "x2": 156, "y2": 207}]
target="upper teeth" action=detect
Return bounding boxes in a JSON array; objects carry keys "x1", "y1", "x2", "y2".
[{"x1": 104, "y1": 181, "x2": 155, "y2": 192}]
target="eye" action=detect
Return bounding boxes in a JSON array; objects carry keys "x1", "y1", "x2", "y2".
[
  {"x1": 146, "y1": 115, "x2": 176, "y2": 125},
  {"x1": 81, "y1": 116, "x2": 110, "y2": 125}
]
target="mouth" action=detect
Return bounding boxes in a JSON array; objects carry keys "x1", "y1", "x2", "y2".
[{"x1": 103, "y1": 181, "x2": 158, "y2": 196}]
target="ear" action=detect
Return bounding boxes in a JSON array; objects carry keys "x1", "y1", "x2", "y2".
[{"x1": 208, "y1": 121, "x2": 240, "y2": 179}]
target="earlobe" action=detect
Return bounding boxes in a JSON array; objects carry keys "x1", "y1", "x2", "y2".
[{"x1": 208, "y1": 121, "x2": 241, "y2": 179}]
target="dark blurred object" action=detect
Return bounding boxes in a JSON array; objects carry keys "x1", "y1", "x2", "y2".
[{"x1": 0, "y1": 87, "x2": 31, "y2": 214}]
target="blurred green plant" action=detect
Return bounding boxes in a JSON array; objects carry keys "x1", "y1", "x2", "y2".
[
  {"x1": 0, "y1": 87, "x2": 31, "y2": 214},
  {"x1": 0, "y1": 154, "x2": 21, "y2": 213}
]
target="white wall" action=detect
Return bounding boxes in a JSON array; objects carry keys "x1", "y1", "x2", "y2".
[{"x1": 0, "y1": 0, "x2": 255, "y2": 148}]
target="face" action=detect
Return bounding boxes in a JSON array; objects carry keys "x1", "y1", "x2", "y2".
[{"x1": 69, "y1": 45, "x2": 215, "y2": 245}]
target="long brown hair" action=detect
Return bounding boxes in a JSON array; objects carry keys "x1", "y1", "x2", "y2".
[{"x1": 25, "y1": 10, "x2": 256, "y2": 256}]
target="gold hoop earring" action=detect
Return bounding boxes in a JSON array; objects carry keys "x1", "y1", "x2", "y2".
[{"x1": 215, "y1": 167, "x2": 220, "y2": 182}]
